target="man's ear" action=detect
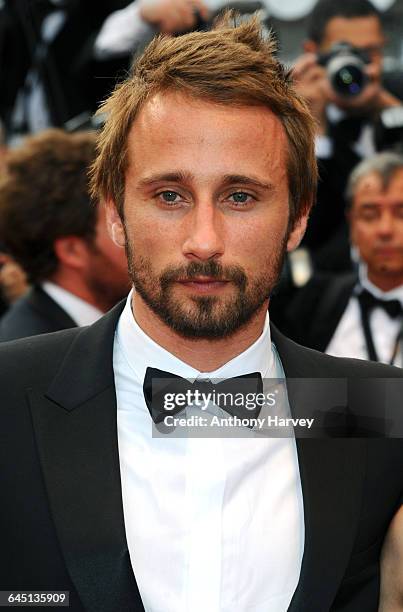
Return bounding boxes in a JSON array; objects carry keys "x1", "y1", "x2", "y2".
[
  {"x1": 303, "y1": 39, "x2": 318, "y2": 54},
  {"x1": 53, "y1": 236, "x2": 90, "y2": 269},
  {"x1": 287, "y1": 213, "x2": 309, "y2": 253},
  {"x1": 105, "y1": 199, "x2": 126, "y2": 248}
]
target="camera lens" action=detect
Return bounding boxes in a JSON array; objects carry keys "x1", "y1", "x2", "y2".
[
  {"x1": 327, "y1": 52, "x2": 368, "y2": 98},
  {"x1": 332, "y1": 64, "x2": 366, "y2": 97}
]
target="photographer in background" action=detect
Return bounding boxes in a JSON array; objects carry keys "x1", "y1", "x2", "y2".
[
  {"x1": 292, "y1": 0, "x2": 403, "y2": 272},
  {"x1": 0, "y1": 0, "x2": 209, "y2": 142}
]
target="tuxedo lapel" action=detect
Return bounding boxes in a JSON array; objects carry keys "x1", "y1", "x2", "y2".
[
  {"x1": 271, "y1": 327, "x2": 366, "y2": 612},
  {"x1": 29, "y1": 303, "x2": 144, "y2": 612},
  {"x1": 287, "y1": 436, "x2": 365, "y2": 612}
]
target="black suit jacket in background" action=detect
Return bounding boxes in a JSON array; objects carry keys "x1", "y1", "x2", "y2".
[
  {"x1": 0, "y1": 285, "x2": 76, "y2": 342},
  {"x1": 272, "y1": 272, "x2": 357, "y2": 353},
  {"x1": 0, "y1": 301, "x2": 402, "y2": 611}
]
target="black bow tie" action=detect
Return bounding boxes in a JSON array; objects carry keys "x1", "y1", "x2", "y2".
[
  {"x1": 143, "y1": 367, "x2": 263, "y2": 425},
  {"x1": 358, "y1": 289, "x2": 402, "y2": 319}
]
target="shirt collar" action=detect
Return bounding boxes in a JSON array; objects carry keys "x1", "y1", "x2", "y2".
[
  {"x1": 115, "y1": 290, "x2": 275, "y2": 384},
  {"x1": 327, "y1": 103, "x2": 347, "y2": 124},
  {"x1": 358, "y1": 262, "x2": 403, "y2": 303},
  {"x1": 41, "y1": 281, "x2": 104, "y2": 326}
]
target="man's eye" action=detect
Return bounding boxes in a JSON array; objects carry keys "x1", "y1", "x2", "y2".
[
  {"x1": 359, "y1": 211, "x2": 378, "y2": 221},
  {"x1": 228, "y1": 192, "x2": 253, "y2": 205},
  {"x1": 158, "y1": 191, "x2": 181, "y2": 204}
]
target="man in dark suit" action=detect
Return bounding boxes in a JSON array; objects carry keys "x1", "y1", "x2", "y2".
[
  {"x1": 0, "y1": 129, "x2": 130, "y2": 341},
  {"x1": 0, "y1": 0, "x2": 209, "y2": 140},
  {"x1": 0, "y1": 15, "x2": 402, "y2": 612},
  {"x1": 0, "y1": 0, "x2": 130, "y2": 136},
  {"x1": 292, "y1": 0, "x2": 403, "y2": 272},
  {"x1": 278, "y1": 151, "x2": 403, "y2": 367}
]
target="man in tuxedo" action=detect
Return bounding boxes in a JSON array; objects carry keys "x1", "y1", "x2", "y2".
[
  {"x1": 0, "y1": 14, "x2": 402, "y2": 612},
  {"x1": 280, "y1": 151, "x2": 403, "y2": 367},
  {"x1": 292, "y1": 0, "x2": 403, "y2": 271},
  {"x1": 0, "y1": 0, "x2": 209, "y2": 141},
  {"x1": 0, "y1": 129, "x2": 130, "y2": 340}
]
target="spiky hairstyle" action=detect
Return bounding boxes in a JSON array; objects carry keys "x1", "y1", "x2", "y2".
[{"x1": 90, "y1": 12, "x2": 317, "y2": 228}]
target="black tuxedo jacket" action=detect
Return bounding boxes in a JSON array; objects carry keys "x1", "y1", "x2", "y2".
[
  {"x1": 274, "y1": 273, "x2": 357, "y2": 353},
  {"x1": 1, "y1": 301, "x2": 402, "y2": 611},
  {"x1": 0, "y1": 285, "x2": 76, "y2": 342}
]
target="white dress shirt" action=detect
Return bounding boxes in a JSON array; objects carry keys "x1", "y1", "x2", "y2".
[
  {"x1": 41, "y1": 281, "x2": 103, "y2": 327},
  {"x1": 326, "y1": 266, "x2": 403, "y2": 366},
  {"x1": 114, "y1": 291, "x2": 304, "y2": 612}
]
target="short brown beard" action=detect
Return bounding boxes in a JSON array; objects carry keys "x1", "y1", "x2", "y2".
[{"x1": 124, "y1": 227, "x2": 287, "y2": 339}]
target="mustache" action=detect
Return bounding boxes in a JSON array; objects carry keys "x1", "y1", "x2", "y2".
[{"x1": 160, "y1": 261, "x2": 247, "y2": 290}]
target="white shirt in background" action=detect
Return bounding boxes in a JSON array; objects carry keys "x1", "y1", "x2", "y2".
[
  {"x1": 326, "y1": 265, "x2": 403, "y2": 366},
  {"x1": 41, "y1": 281, "x2": 103, "y2": 327}
]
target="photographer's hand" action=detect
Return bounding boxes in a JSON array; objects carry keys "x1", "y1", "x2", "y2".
[
  {"x1": 292, "y1": 53, "x2": 330, "y2": 135},
  {"x1": 140, "y1": 0, "x2": 209, "y2": 34}
]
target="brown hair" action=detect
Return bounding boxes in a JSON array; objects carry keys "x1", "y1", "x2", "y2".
[
  {"x1": 90, "y1": 12, "x2": 318, "y2": 229},
  {"x1": 0, "y1": 129, "x2": 97, "y2": 283}
]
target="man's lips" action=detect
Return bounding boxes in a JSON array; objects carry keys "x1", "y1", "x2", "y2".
[
  {"x1": 373, "y1": 247, "x2": 402, "y2": 257},
  {"x1": 176, "y1": 277, "x2": 230, "y2": 292},
  {"x1": 177, "y1": 276, "x2": 227, "y2": 283}
]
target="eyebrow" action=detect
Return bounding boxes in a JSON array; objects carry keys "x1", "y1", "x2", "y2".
[
  {"x1": 137, "y1": 172, "x2": 275, "y2": 192},
  {"x1": 138, "y1": 172, "x2": 193, "y2": 188},
  {"x1": 221, "y1": 175, "x2": 275, "y2": 192}
]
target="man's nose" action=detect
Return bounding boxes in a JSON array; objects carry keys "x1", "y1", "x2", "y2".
[
  {"x1": 376, "y1": 212, "x2": 395, "y2": 238},
  {"x1": 182, "y1": 202, "x2": 225, "y2": 261}
]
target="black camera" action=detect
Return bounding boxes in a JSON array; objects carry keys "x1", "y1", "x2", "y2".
[{"x1": 318, "y1": 42, "x2": 371, "y2": 98}]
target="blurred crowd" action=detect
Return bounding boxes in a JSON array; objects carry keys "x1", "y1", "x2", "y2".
[{"x1": 0, "y1": 0, "x2": 403, "y2": 366}]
